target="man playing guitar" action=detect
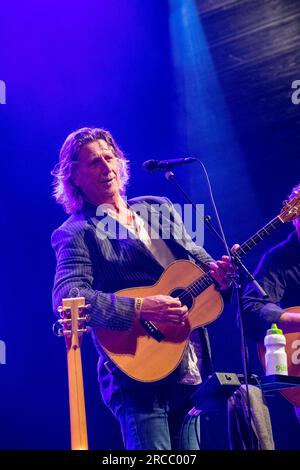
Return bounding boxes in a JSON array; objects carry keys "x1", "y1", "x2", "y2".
[{"x1": 241, "y1": 182, "x2": 300, "y2": 419}]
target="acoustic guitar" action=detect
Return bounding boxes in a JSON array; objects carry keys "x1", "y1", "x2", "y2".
[
  {"x1": 95, "y1": 192, "x2": 300, "y2": 382},
  {"x1": 258, "y1": 307, "x2": 300, "y2": 407},
  {"x1": 58, "y1": 297, "x2": 89, "y2": 450}
]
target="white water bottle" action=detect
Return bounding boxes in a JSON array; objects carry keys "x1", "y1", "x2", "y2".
[{"x1": 264, "y1": 323, "x2": 288, "y2": 376}]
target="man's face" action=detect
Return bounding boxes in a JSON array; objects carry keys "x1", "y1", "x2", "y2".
[{"x1": 73, "y1": 139, "x2": 121, "y2": 205}]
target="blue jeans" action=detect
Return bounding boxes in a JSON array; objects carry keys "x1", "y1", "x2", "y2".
[{"x1": 101, "y1": 369, "x2": 200, "y2": 450}]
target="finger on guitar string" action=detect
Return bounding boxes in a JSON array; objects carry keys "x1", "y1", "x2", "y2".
[
  {"x1": 230, "y1": 244, "x2": 240, "y2": 253},
  {"x1": 153, "y1": 295, "x2": 182, "y2": 307},
  {"x1": 140, "y1": 295, "x2": 186, "y2": 322},
  {"x1": 166, "y1": 296, "x2": 183, "y2": 307},
  {"x1": 216, "y1": 259, "x2": 235, "y2": 272},
  {"x1": 165, "y1": 306, "x2": 188, "y2": 323},
  {"x1": 164, "y1": 311, "x2": 189, "y2": 323},
  {"x1": 167, "y1": 305, "x2": 188, "y2": 314}
]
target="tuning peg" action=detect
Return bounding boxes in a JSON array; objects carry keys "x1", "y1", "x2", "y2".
[
  {"x1": 77, "y1": 327, "x2": 91, "y2": 334},
  {"x1": 57, "y1": 305, "x2": 67, "y2": 318},
  {"x1": 81, "y1": 303, "x2": 91, "y2": 309},
  {"x1": 77, "y1": 314, "x2": 91, "y2": 323},
  {"x1": 58, "y1": 318, "x2": 72, "y2": 325},
  {"x1": 52, "y1": 320, "x2": 64, "y2": 337}
]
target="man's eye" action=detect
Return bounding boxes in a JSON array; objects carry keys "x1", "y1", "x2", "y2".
[{"x1": 90, "y1": 159, "x2": 100, "y2": 166}]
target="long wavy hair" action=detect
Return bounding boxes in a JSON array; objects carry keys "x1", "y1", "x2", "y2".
[
  {"x1": 288, "y1": 181, "x2": 300, "y2": 201},
  {"x1": 52, "y1": 127, "x2": 130, "y2": 214}
]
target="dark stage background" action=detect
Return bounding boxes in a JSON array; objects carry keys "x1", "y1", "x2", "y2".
[{"x1": 0, "y1": 0, "x2": 299, "y2": 449}]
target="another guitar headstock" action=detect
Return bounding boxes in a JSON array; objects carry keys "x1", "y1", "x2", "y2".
[
  {"x1": 56, "y1": 297, "x2": 90, "y2": 350},
  {"x1": 279, "y1": 189, "x2": 300, "y2": 223}
]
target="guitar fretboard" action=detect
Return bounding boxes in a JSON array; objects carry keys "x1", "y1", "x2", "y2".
[
  {"x1": 234, "y1": 216, "x2": 282, "y2": 257},
  {"x1": 182, "y1": 272, "x2": 213, "y2": 300},
  {"x1": 180, "y1": 215, "x2": 284, "y2": 302}
]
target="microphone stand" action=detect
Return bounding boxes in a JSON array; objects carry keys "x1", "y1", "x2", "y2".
[{"x1": 165, "y1": 165, "x2": 267, "y2": 450}]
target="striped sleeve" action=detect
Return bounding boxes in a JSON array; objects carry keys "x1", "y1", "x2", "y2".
[{"x1": 51, "y1": 226, "x2": 135, "y2": 330}]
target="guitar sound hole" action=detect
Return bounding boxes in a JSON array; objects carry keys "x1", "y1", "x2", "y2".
[{"x1": 170, "y1": 288, "x2": 193, "y2": 310}]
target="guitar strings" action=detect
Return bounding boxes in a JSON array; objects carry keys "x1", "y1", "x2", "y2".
[
  {"x1": 172, "y1": 198, "x2": 299, "y2": 306},
  {"x1": 177, "y1": 272, "x2": 213, "y2": 305}
]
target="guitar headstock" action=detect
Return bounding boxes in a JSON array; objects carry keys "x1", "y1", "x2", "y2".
[
  {"x1": 279, "y1": 189, "x2": 300, "y2": 223},
  {"x1": 56, "y1": 297, "x2": 90, "y2": 350}
]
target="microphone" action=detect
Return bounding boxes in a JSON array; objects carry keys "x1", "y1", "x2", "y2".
[{"x1": 142, "y1": 157, "x2": 197, "y2": 173}]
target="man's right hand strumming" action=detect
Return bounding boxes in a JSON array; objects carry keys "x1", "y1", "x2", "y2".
[{"x1": 139, "y1": 295, "x2": 188, "y2": 324}]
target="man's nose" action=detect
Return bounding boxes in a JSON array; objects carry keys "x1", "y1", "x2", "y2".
[{"x1": 99, "y1": 157, "x2": 111, "y2": 172}]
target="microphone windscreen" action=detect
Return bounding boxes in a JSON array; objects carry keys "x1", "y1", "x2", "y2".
[{"x1": 142, "y1": 160, "x2": 158, "y2": 172}]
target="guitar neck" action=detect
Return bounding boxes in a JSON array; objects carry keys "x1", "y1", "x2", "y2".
[
  {"x1": 61, "y1": 297, "x2": 89, "y2": 451},
  {"x1": 234, "y1": 215, "x2": 282, "y2": 257},
  {"x1": 67, "y1": 346, "x2": 88, "y2": 451},
  {"x1": 187, "y1": 215, "x2": 283, "y2": 299}
]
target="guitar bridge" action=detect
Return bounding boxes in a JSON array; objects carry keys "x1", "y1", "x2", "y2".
[{"x1": 141, "y1": 320, "x2": 165, "y2": 342}]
